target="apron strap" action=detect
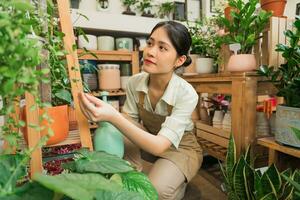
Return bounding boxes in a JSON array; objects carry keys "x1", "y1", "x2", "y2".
[{"x1": 138, "y1": 92, "x2": 145, "y2": 107}]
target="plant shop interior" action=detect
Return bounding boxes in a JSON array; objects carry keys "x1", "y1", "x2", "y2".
[{"x1": 0, "y1": 0, "x2": 300, "y2": 199}]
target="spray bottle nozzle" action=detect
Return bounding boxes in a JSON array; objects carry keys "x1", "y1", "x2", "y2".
[{"x1": 100, "y1": 91, "x2": 109, "y2": 102}]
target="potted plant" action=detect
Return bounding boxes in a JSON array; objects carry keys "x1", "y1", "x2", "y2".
[
  {"x1": 137, "y1": 0, "x2": 154, "y2": 17},
  {"x1": 157, "y1": 1, "x2": 175, "y2": 20},
  {"x1": 0, "y1": 0, "x2": 50, "y2": 152},
  {"x1": 260, "y1": 0, "x2": 287, "y2": 17},
  {"x1": 121, "y1": 0, "x2": 138, "y2": 15},
  {"x1": 221, "y1": 134, "x2": 300, "y2": 199},
  {"x1": 257, "y1": 16, "x2": 300, "y2": 148},
  {"x1": 219, "y1": 0, "x2": 272, "y2": 72},
  {"x1": 188, "y1": 19, "x2": 221, "y2": 74}
]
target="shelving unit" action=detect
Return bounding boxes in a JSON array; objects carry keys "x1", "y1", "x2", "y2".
[{"x1": 183, "y1": 72, "x2": 278, "y2": 159}]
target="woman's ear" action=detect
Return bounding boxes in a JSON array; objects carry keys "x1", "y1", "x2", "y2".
[{"x1": 174, "y1": 55, "x2": 187, "y2": 68}]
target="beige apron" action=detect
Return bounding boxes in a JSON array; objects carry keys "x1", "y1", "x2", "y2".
[{"x1": 137, "y1": 92, "x2": 203, "y2": 182}]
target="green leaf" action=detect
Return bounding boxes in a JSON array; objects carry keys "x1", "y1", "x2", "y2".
[
  {"x1": 54, "y1": 89, "x2": 72, "y2": 105},
  {"x1": 226, "y1": 134, "x2": 236, "y2": 188},
  {"x1": 33, "y1": 173, "x2": 123, "y2": 200},
  {"x1": 290, "y1": 127, "x2": 300, "y2": 140},
  {"x1": 0, "y1": 154, "x2": 27, "y2": 193},
  {"x1": 94, "y1": 190, "x2": 143, "y2": 200},
  {"x1": 9, "y1": 0, "x2": 34, "y2": 11},
  {"x1": 12, "y1": 182, "x2": 54, "y2": 200},
  {"x1": 260, "y1": 192, "x2": 276, "y2": 200},
  {"x1": 233, "y1": 156, "x2": 247, "y2": 199},
  {"x1": 63, "y1": 149, "x2": 134, "y2": 174},
  {"x1": 265, "y1": 164, "x2": 281, "y2": 193},
  {"x1": 120, "y1": 171, "x2": 158, "y2": 200}
]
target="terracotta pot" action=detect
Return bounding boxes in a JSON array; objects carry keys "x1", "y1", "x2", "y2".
[
  {"x1": 97, "y1": 64, "x2": 121, "y2": 91},
  {"x1": 227, "y1": 54, "x2": 257, "y2": 72},
  {"x1": 22, "y1": 105, "x2": 69, "y2": 145},
  {"x1": 260, "y1": 0, "x2": 286, "y2": 17}
]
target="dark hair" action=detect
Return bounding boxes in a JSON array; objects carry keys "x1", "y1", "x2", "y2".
[{"x1": 149, "y1": 21, "x2": 192, "y2": 67}]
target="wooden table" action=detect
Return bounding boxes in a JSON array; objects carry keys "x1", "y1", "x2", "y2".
[
  {"x1": 257, "y1": 137, "x2": 300, "y2": 169},
  {"x1": 184, "y1": 72, "x2": 277, "y2": 158}
]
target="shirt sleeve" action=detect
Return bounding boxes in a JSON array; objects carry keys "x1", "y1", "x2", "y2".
[
  {"x1": 158, "y1": 88, "x2": 198, "y2": 149},
  {"x1": 122, "y1": 78, "x2": 140, "y2": 123}
]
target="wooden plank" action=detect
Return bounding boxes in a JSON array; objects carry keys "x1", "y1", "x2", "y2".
[
  {"x1": 196, "y1": 129, "x2": 229, "y2": 148},
  {"x1": 57, "y1": 0, "x2": 93, "y2": 150},
  {"x1": 278, "y1": 17, "x2": 286, "y2": 66},
  {"x1": 196, "y1": 121, "x2": 230, "y2": 139},
  {"x1": 25, "y1": 92, "x2": 43, "y2": 175},
  {"x1": 46, "y1": 130, "x2": 81, "y2": 147},
  {"x1": 242, "y1": 78, "x2": 257, "y2": 150},
  {"x1": 77, "y1": 49, "x2": 132, "y2": 61},
  {"x1": 257, "y1": 137, "x2": 300, "y2": 158},
  {"x1": 131, "y1": 51, "x2": 140, "y2": 75},
  {"x1": 261, "y1": 30, "x2": 269, "y2": 65},
  {"x1": 269, "y1": 17, "x2": 279, "y2": 68},
  {"x1": 231, "y1": 80, "x2": 244, "y2": 156},
  {"x1": 257, "y1": 82, "x2": 278, "y2": 95},
  {"x1": 268, "y1": 149, "x2": 278, "y2": 166},
  {"x1": 196, "y1": 83, "x2": 232, "y2": 94}
]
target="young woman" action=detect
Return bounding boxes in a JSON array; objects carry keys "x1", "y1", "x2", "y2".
[{"x1": 78, "y1": 21, "x2": 203, "y2": 200}]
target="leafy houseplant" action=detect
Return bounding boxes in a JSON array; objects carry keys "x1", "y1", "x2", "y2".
[
  {"x1": 122, "y1": 0, "x2": 138, "y2": 15},
  {"x1": 221, "y1": 135, "x2": 300, "y2": 200},
  {"x1": 257, "y1": 17, "x2": 300, "y2": 147},
  {"x1": 137, "y1": 0, "x2": 154, "y2": 17},
  {"x1": 0, "y1": 149, "x2": 158, "y2": 200},
  {"x1": 157, "y1": 2, "x2": 175, "y2": 20},
  {"x1": 220, "y1": 0, "x2": 272, "y2": 71},
  {"x1": 0, "y1": 0, "x2": 50, "y2": 152}
]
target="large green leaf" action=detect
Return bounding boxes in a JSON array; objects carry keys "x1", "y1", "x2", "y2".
[
  {"x1": 94, "y1": 190, "x2": 143, "y2": 200},
  {"x1": 254, "y1": 170, "x2": 264, "y2": 199},
  {"x1": 120, "y1": 171, "x2": 158, "y2": 200},
  {"x1": 0, "y1": 154, "x2": 27, "y2": 194},
  {"x1": 290, "y1": 127, "x2": 300, "y2": 140},
  {"x1": 226, "y1": 134, "x2": 236, "y2": 188},
  {"x1": 33, "y1": 173, "x2": 123, "y2": 200},
  {"x1": 63, "y1": 149, "x2": 133, "y2": 174},
  {"x1": 265, "y1": 164, "x2": 281, "y2": 193},
  {"x1": 233, "y1": 156, "x2": 247, "y2": 200},
  {"x1": 259, "y1": 192, "x2": 276, "y2": 200}
]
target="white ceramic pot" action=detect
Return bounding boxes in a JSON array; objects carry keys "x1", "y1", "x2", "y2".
[
  {"x1": 79, "y1": 0, "x2": 97, "y2": 11},
  {"x1": 96, "y1": 0, "x2": 110, "y2": 12},
  {"x1": 97, "y1": 64, "x2": 121, "y2": 90},
  {"x1": 97, "y1": 36, "x2": 114, "y2": 51},
  {"x1": 184, "y1": 54, "x2": 200, "y2": 75},
  {"x1": 227, "y1": 54, "x2": 257, "y2": 72},
  {"x1": 196, "y1": 57, "x2": 214, "y2": 74},
  {"x1": 116, "y1": 38, "x2": 133, "y2": 51},
  {"x1": 78, "y1": 34, "x2": 97, "y2": 50},
  {"x1": 121, "y1": 76, "x2": 130, "y2": 90}
]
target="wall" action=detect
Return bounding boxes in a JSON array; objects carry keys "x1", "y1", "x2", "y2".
[{"x1": 284, "y1": 0, "x2": 300, "y2": 19}]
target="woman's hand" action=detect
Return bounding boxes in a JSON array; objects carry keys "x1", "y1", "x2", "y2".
[{"x1": 78, "y1": 92, "x2": 120, "y2": 123}]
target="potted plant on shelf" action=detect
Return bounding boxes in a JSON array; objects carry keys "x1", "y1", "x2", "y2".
[
  {"x1": 137, "y1": 0, "x2": 154, "y2": 17},
  {"x1": 188, "y1": 19, "x2": 221, "y2": 74},
  {"x1": 257, "y1": 16, "x2": 300, "y2": 148},
  {"x1": 219, "y1": 0, "x2": 272, "y2": 72},
  {"x1": 121, "y1": 0, "x2": 138, "y2": 15},
  {"x1": 260, "y1": 0, "x2": 287, "y2": 17},
  {"x1": 157, "y1": 1, "x2": 175, "y2": 20}
]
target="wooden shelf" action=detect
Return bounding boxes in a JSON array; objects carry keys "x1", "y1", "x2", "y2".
[
  {"x1": 46, "y1": 130, "x2": 81, "y2": 147},
  {"x1": 91, "y1": 89, "x2": 126, "y2": 97},
  {"x1": 257, "y1": 137, "x2": 300, "y2": 158},
  {"x1": 77, "y1": 49, "x2": 133, "y2": 61}
]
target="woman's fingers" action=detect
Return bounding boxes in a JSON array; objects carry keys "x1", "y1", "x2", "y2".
[{"x1": 84, "y1": 93, "x2": 103, "y2": 106}]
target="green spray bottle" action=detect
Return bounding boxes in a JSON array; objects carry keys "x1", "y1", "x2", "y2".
[{"x1": 93, "y1": 91, "x2": 124, "y2": 158}]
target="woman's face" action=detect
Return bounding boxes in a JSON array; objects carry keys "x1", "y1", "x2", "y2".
[{"x1": 143, "y1": 27, "x2": 183, "y2": 75}]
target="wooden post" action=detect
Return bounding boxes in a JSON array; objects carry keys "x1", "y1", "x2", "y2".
[
  {"x1": 25, "y1": 92, "x2": 43, "y2": 175},
  {"x1": 57, "y1": 0, "x2": 93, "y2": 150}
]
